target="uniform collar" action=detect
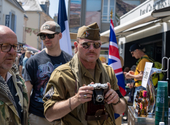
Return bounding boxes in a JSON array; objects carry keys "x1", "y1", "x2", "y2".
[
  {"x1": 79, "y1": 61, "x2": 102, "y2": 81},
  {"x1": 6, "y1": 72, "x2": 12, "y2": 83}
]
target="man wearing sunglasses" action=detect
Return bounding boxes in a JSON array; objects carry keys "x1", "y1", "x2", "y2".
[
  {"x1": 0, "y1": 25, "x2": 29, "y2": 124},
  {"x1": 43, "y1": 22, "x2": 127, "y2": 125},
  {"x1": 23, "y1": 21, "x2": 72, "y2": 125}
]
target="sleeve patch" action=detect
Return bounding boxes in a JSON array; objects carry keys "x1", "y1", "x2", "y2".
[{"x1": 44, "y1": 87, "x2": 54, "y2": 100}]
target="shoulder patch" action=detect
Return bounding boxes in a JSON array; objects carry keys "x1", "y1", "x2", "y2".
[{"x1": 44, "y1": 86, "x2": 54, "y2": 100}]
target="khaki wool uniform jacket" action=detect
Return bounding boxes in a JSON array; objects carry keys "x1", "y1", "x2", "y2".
[
  {"x1": 43, "y1": 54, "x2": 126, "y2": 125},
  {"x1": 0, "y1": 64, "x2": 29, "y2": 125}
]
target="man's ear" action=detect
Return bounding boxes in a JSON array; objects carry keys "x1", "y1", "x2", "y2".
[
  {"x1": 74, "y1": 41, "x2": 78, "y2": 54},
  {"x1": 74, "y1": 41, "x2": 78, "y2": 47},
  {"x1": 59, "y1": 32, "x2": 62, "y2": 39}
]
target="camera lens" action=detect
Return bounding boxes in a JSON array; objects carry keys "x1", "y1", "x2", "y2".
[{"x1": 96, "y1": 95, "x2": 104, "y2": 102}]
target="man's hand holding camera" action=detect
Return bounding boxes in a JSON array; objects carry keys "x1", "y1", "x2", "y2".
[
  {"x1": 105, "y1": 82, "x2": 120, "y2": 105},
  {"x1": 75, "y1": 82, "x2": 120, "y2": 105},
  {"x1": 75, "y1": 82, "x2": 125, "y2": 120},
  {"x1": 75, "y1": 84, "x2": 94, "y2": 104}
]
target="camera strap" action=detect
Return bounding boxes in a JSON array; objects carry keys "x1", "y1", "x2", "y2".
[{"x1": 86, "y1": 101, "x2": 109, "y2": 121}]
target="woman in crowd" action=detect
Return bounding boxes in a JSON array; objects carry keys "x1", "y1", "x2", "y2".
[{"x1": 22, "y1": 50, "x2": 32, "y2": 77}]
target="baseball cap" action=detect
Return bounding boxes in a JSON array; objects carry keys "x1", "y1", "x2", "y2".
[
  {"x1": 129, "y1": 43, "x2": 143, "y2": 52},
  {"x1": 77, "y1": 22, "x2": 100, "y2": 40},
  {"x1": 37, "y1": 21, "x2": 61, "y2": 36}
]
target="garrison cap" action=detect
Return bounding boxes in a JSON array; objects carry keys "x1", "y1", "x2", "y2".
[
  {"x1": 37, "y1": 21, "x2": 61, "y2": 36},
  {"x1": 77, "y1": 22, "x2": 100, "y2": 40}
]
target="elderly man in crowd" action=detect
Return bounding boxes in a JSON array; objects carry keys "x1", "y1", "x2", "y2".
[
  {"x1": 43, "y1": 22, "x2": 127, "y2": 125},
  {"x1": 0, "y1": 25, "x2": 29, "y2": 125}
]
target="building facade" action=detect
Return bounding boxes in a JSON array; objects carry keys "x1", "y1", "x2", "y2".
[
  {"x1": 0, "y1": 0, "x2": 25, "y2": 43},
  {"x1": 20, "y1": 0, "x2": 53, "y2": 50},
  {"x1": 69, "y1": 0, "x2": 116, "y2": 34},
  {"x1": 114, "y1": 0, "x2": 170, "y2": 94},
  {"x1": 68, "y1": 0, "x2": 117, "y2": 63}
]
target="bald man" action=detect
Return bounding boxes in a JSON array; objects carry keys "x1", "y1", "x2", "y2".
[{"x1": 0, "y1": 25, "x2": 29, "y2": 125}]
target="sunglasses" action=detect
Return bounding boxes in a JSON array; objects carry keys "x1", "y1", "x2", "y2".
[
  {"x1": 81, "y1": 42, "x2": 101, "y2": 49},
  {"x1": 40, "y1": 33, "x2": 59, "y2": 40}
]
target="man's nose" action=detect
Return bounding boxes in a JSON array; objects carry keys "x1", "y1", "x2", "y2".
[
  {"x1": 44, "y1": 35, "x2": 50, "y2": 40},
  {"x1": 8, "y1": 46, "x2": 17, "y2": 54},
  {"x1": 89, "y1": 43, "x2": 94, "y2": 49}
]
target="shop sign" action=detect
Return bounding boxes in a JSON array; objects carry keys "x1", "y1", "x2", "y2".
[
  {"x1": 140, "y1": 0, "x2": 170, "y2": 16},
  {"x1": 142, "y1": 62, "x2": 153, "y2": 88}
]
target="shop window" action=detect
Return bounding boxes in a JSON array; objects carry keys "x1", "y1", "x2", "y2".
[
  {"x1": 11, "y1": 13, "x2": 15, "y2": 32},
  {"x1": 102, "y1": 0, "x2": 115, "y2": 22},
  {"x1": 85, "y1": 0, "x2": 101, "y2": 27},
  {"x1": 69, "y1": 0, "x2": 82, "y2": 33},
  {"x1": 5, "y1": 12, "x2": 16, "y2": 33}
]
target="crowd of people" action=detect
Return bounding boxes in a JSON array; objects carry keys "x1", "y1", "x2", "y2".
[
  {"x1": 0, "y1": 21, "x2": 127, "y2": 125},
  {"x1": 0, "y1": 20, "x2": 157, "y2": 125}
]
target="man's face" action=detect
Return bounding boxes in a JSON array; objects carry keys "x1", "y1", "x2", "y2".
[
  {"x1": 77, "y1": 38, "x2": 101, "y2": 63},
  {"x1": 26, "y1": 52, "x2": 32, "y2": 58},
  {"x1": 40, "y1": 33, "x2": 61, "y2": 50},
  {"x1": 0, "y1": 33, "x2": 17, "y2": 71},
  {"x1": 21, "y1": 48, "x2": 25, "y2": 54},
  {"x1": 131, "y1": 49, "x2": 138, "y2": 59}
]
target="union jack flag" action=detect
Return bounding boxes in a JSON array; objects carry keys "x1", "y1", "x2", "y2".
[{"x1": 108, "y1": 19, "x2": 126, "y2": 119}]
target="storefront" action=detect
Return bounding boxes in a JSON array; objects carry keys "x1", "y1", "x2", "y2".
[
  {"x1": 101, "y1": 0, "x2": 170, "y2": 93},
  {"x1": 101, "y1": 0, "x2": 170, "y2": 66},
  {"x1": 110, "y1": 1, "x2": 170, "y2": 123}
]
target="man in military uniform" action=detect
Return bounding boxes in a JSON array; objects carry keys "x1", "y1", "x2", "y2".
[
  {"x1": 0, "y1": 25, "x2": 29, "y2": 125},
  {"x1": 43, "y1": 22, "x2": 127, "y2": 125}
]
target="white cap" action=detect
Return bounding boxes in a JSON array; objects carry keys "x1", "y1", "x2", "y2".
[{"x1": 159, "y1": 122, "x2": 165, "y2": 125}]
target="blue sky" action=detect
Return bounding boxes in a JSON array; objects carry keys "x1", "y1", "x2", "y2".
[{"x1": 49, "y1": 0, "x2": 68, "y2": 18}]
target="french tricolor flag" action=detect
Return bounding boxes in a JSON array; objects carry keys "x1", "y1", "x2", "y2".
[
  {"x1": 108, "y1": 19, "x2": 126, "y2": 119},
  {"x1": 58, "y1": 0, "x2": 72, "y2": 55}
]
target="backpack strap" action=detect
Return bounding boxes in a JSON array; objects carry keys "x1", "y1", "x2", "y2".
[{"x1": 136, "y1": 56, "x2": 153, "y2": 65}]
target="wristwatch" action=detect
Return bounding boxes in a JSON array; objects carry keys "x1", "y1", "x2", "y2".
[{"x1": 112, "y1": 98, "x2": 121, "y2": 105}]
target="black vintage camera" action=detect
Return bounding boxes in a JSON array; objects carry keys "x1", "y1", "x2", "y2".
[
  {"x1": 86, "y1": 83, "x2": 109, "y2": 121},
  {"x1": 88, "y1": 83, "x2": 108, "y2": 105}
]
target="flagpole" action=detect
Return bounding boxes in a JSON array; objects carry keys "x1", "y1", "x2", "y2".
[{"x1": 110, "y1": 9, "x2": 113, "y2": 20}]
